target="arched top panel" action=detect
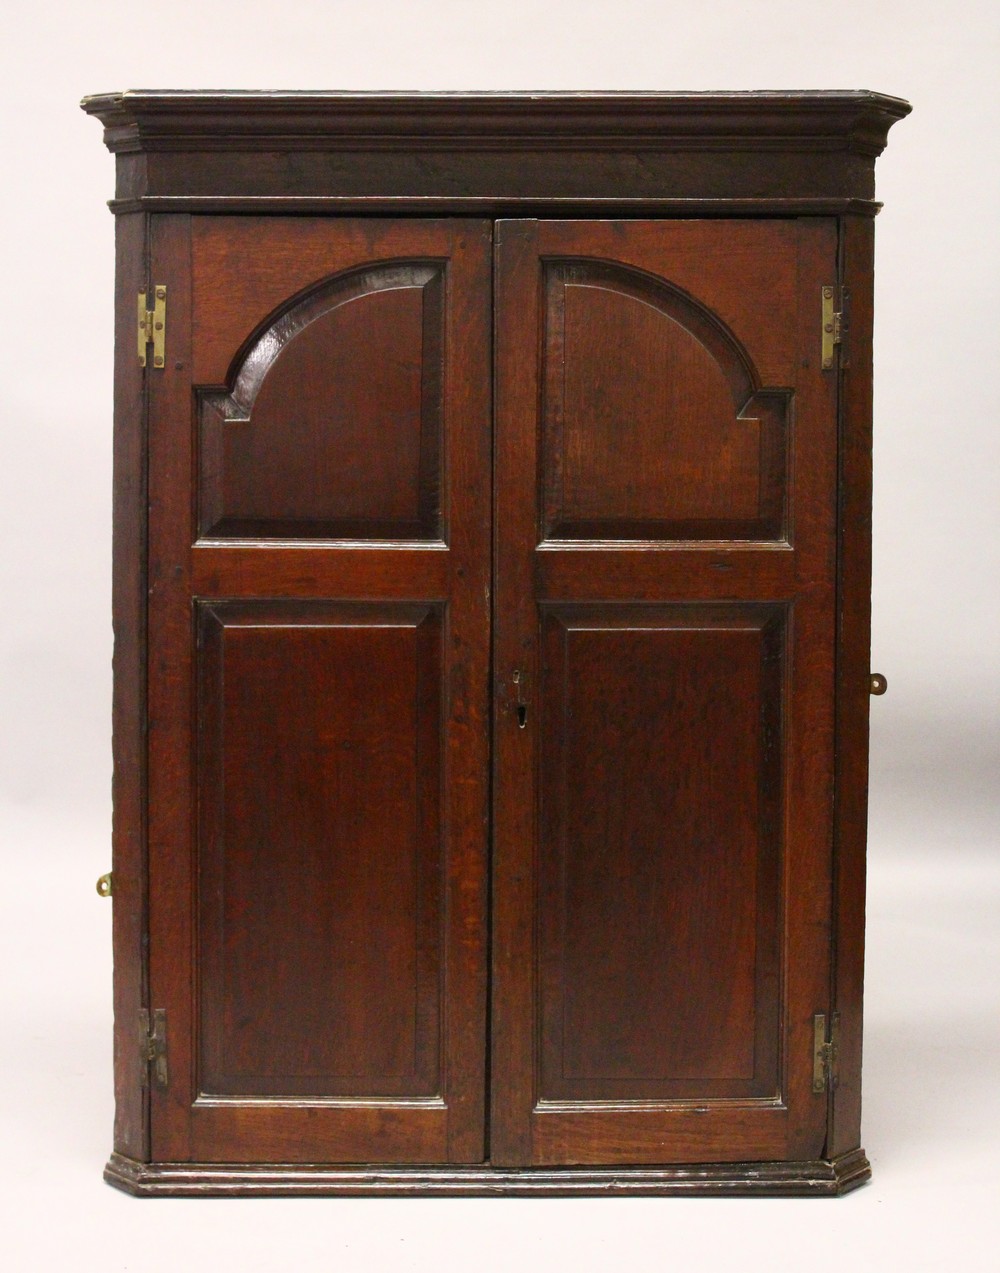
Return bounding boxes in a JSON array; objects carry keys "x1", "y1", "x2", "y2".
[
  {"x1": 198, "y1": 261, "x2": 445, "y2": 541},
  {"x1": 550, "y1": 259, "x2": 761, "y2": 405},
  {"x1": 215, "y1": 262, "x2": 442, "y2": 419},
  {"x1": 541, "y1": 258, "x2": 789, "y2": 541}
]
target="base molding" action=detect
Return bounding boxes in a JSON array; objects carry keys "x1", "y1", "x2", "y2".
[{"x1": 105, "y1": 1148, "x2": 870, "y2": 1197}]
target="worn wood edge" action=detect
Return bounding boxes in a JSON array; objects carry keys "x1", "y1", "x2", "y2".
[
  {"x1": 82, "y1": 96, "x2": 909, "y2": 210},
  {"x1": 103, "y1": 195, "x2": 885, "y2": 218},
  {"x1": 105, "y1": 1150, "x2": 871, "y2": 1197},
  {"x1": 827, "y1": 215, "x2": 877, "y2": 1157},
  {"x1": 110, "y1": 211, "x2": 150, "y2": 1160},
  {"x1": 80, "y1": 91, "x2": 911, "y2": 158}
]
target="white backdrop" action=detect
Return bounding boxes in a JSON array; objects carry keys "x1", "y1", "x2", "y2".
[{"x1": 1, "y1": 2, "x2": 997, "y2": 1269}]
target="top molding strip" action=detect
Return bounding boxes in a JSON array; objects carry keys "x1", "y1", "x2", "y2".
[
  {"x1": 83, "y1": 90, "x2": 911, "y2": 156},
  {"x1": 81, "y1": 91, "x2": 911, "y2": 215}
]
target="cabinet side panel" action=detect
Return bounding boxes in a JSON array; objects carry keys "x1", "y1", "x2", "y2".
[
  {"x1": 146, "y1": 215, "x2": 196, "y2": 1162},
  {"x1": 829, "y1": 215, "x2": 876, "y2": 1157},
  {"x1": 111, "y1": 211, "x2": 149, "y2": 1159}
]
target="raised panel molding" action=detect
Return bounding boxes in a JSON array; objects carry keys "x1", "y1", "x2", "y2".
[
  {"x1": 195, "y1": 599, "x2": 444, "y2": 1100},
  {"x1": 537, "y1": 602, "x2": 786, "y2": 1104},
  {"x1": 542, "y1": 260, "x2": 789, "y2": 541},
  {"x1": 198, "y1": 262, "x2": 445, "y2": 540}
]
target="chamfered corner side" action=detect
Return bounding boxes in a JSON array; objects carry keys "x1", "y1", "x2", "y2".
[{"x1": 104, "y1": 1152, "x2": 872, "y2": 1198}]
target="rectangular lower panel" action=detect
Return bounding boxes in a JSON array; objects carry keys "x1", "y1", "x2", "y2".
[
  {"x1": 196, "y1": 599, "x2": 443, "y2": 1099},
  {"x1": 538, "y1": 603, "x2": 785, "y2": 1103}
]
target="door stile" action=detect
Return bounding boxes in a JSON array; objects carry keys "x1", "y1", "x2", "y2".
[
  {"x1": 146, "y1": 214, "x2": 196, "y2": 1162},
  {"x1": 439, "y1": 220, "x2": 495, "y2": 1162},
  {"x1": 490, "y1": 219, "x2": 542, "y2": 1165}
]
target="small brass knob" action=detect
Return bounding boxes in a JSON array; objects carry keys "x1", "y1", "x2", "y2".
[
  {"x1": 869, "y1": 673, "x2": 887, "y2": 696},
  {"x1": 96, "y1": 872, "x2": 113, "y2": 898}
]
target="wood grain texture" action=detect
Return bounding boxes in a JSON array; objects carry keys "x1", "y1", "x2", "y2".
[
  {"x1": 104, "y1": 1147, "x2": 872, "y2": 1197},
  {"x1": 110, "y1": 210, "x2": 149, "y2": 1161},
  {"x1": 828, "y1": 215, "x2": 876, "y2": 1158},
  {"x1": 198, "y1": 262, "x2": 444, "y2": 539},
  {"x1": 196, "y1": 601, "x2": 443, "y2": 1098},
  {"x1": 81, "y1": 91, "x2": 910, "y2": 215},
  {"x1": 81, "y1": 91, "x2": 912, "y2": 154},
  {"x1": 190, "y1": 544, "x2": 450, "y2": 599},
  {"x1": 491, "y1": 217, "x2": 840, "y2": 1167},
  {"x1": 538, "y1": 604, "x2": 783, "y2": 1103},
  {"x1": 541, "y1": 260, "x2": 788, "y2": 539},
  {"x1": 145, "y1": 216, "x2": 493, "y2": 1165},
  {"x1": 83, "y1": 92, "x2": 907, "y2": 1191},
  {"x1": 145, "y1": 214, "x2": 195, "y2": 1163}
]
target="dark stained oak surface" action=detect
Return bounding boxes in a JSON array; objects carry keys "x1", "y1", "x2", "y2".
[
  {"x1": 84, "y1": 90, "x2": 909, "y2": 1194},
  {"x1": 109, "y1": 212, "x2": 148, "y2": 1160},
  {"x1": 81, "y1": 91, "x2": 911, "y2": 213},
  {"x1": 538, "y1": 604, "x2": 783, "y2": 1101},
  {"x1": 145, "y1": 216, "x2": 493, "y2": 1165},
  {"x1": 829, "y1": 215, "x2": 878, "y2": 1158},
  {"x1": 491, "y1": 217, "x2": 839, "y2": 1167},
  {"x1": 541, "y1": 257, "x2": 789, "y2": 539},
  {"x1": 197, "y1": 601, "x2": 443, "y2": 1098},
  {"x1": 198, "y1": 260, "x2": 445, "y2": 540}
]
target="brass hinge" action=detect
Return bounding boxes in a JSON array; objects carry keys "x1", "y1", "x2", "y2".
[
  {"x1": 139, "y1": 1008, "x2": 168, "y2": 1088},
  {"x1": 821, "y1": 285, "x2": 849, "y2": 370},
  {"x1": 137, "y1": 286, "x2": 167, "y2": 368},
  {"x1": 813, "y1": 1011, "x2": 840, "y2": 1093}
]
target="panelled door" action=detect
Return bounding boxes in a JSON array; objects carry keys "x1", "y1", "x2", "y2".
[
  {"x1": 144, "y1": 213, "x2": 839, "y2": 1168},
  {"x1": 146, "y1": 217, "x2": 493, "y2": 1163},
  {"x1": 491, "y1": 219, "x2": 840, "y2": 1165}
]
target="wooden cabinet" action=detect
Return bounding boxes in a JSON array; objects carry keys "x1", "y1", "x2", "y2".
[{"x1": 83, "y1": 91, "x2": 909, "y2": 1196}]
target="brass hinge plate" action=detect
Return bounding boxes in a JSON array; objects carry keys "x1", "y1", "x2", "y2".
[
  {"x1": 137, "y1": 286, "x2": 167, "y2": 368},
  {"x1": 813, "y1": 1011, "x2": 840, "y2": 1093},
  {"x1": 139, "y1": 1007, "x2": 168, "y2": 1088},
  {"x1": 821, "y1": 285, "x2": 849, "y2": 370}
]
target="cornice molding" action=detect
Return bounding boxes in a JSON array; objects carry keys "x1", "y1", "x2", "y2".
[{"x1": 81, "y1": 90, "x2": 911, "y2": 158}]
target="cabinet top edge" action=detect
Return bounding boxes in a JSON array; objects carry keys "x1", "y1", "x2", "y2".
[{"x1": 80, "y1": 89, "x2": 911, "y2": 157}]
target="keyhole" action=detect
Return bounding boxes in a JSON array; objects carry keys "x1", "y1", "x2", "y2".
[{"x1": 517, "y1": 704, "x2": 528, "y2": 729}]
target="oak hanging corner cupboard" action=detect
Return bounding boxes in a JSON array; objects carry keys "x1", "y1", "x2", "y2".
[{"x1": 82, "y1": 90, "x2": 909, "y2": 1197}]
